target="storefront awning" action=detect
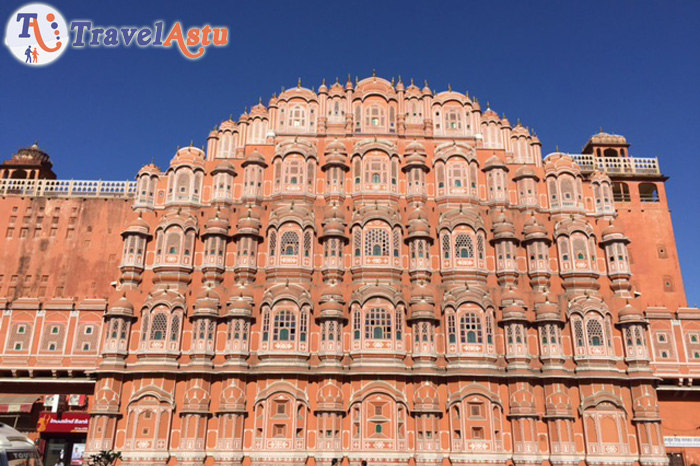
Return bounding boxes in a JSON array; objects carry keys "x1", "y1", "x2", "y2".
[{"x1": 0, "y1": 395, "x2": 40, "y2": 413}]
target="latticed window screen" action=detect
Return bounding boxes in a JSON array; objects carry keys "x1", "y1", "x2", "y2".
[
  {"x1": 269, "y1": 231, "x2": 277, "y2": 257},
  {"x1": 460, "y1": 313, "x2": 482, "y2": 344},
  {"x1": 207, "y1": 320, "x2": 215, "y2": 340},
  {"x1": 354, "y1": 228, "x2": 362, "y2": 256},
  {"x1": 393, "y1": 230, "x2": 400, "y2": 257},
  {"x1": 300, "y1": 311, "x2": 308, "y2": 342},
  {"x1": 477, "y1": 234, "x2": 485, "y2": 260},
  {"x1": 365, "y1": 228, "x2": 389, "y2": 256},
  {"x1": 365, "y1": 308, "x2": 392, "y2": 340},
  {"x1": 573, "y1": 319, "x2": 584, "y2": 347},
  {"x1": 455, "y1": 235, "x2": 474, "y2": 258},
  {"x1": 587, "y1": 319, "x2": 604, "y2": 346},
  {"x1": 281, "y1": 231, "x2": 299, "y2": 255},
  {"x1": 151, "y1": 314, "x2": 167, "y2": 341},
  {"x1": 395, "y1": 308, "x2": 403, "y2": 339},
  {"x1": 486, "y1": 313, "x2": 493, "y2": 344},
  {"x1": 442, "y1": 234, "x2": 451, "y2": 259},
  {"x1": 273, "y1": 310, "x2": 296, "y2": 341},
  {"x1": 304, "y1": 232, "x2": 312, "y2": 257},
  {"x1": 353, "y1": 309, "x2": 361, "y2": 339},
  {"x1": 549, "y1": 325, "x2": 558, "y2": 343},
  {"x1": 170, "y1": 315, "x2": 180, "y2": 342},
  {"x1": 447, "y1": 314, "x2": 456, "y2": 343}
]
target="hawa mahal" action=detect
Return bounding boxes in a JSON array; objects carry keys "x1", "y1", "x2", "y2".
[{"x1": 0, "y1": 75, "x2": 698, "y2": 466}]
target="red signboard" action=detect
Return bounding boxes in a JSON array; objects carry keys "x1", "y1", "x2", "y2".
[{"x1": 37, "y1": 412, "x2": 90, "y2": 434}]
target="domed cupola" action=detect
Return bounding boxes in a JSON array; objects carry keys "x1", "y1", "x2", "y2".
[
  {"x1": 403, "y1": 140, "x2": 428, "y2": 169},
  {"x1": 500, "y1": 287, "x2": 527, "y2": 322},
  {"x1": 491, "y1": 210, "x2": 516, "y2": 241},
  {"x1": 522, "y1": 213, "x2": 548, "y2": 242},
  {"x1": 320, "y1": 202, "x2": 347, "y2": 239},
  {"x1": 617, "y1": 301, "x2": 644, "y2": 324},
  {"x1": 243, "y1": 149, "x2": 267, "y2": 168},
  {"x1": 535, "y1": 299, "x2": 562, "y2": 323},
  {"x1": 204, "y1": 210, "x2": 230, "y2": 237},
  {"x1": 235, "y1": 208, "x2": 262, "y2": 238},
  {"x1": 193, "y1": 287, "x2": 221, "y2": 318}
]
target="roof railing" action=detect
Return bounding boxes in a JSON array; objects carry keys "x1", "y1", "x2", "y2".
[
  {"x1": 0, "y1": 178, "x2": 137, "y2": 198},
  {"x1": 569, "y1": 154, "x2": 661, "y2": 176}
]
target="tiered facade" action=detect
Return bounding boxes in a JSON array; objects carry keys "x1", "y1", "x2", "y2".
[{"x1": 0, "y1": 75, "x2": 697, "y2": 466}]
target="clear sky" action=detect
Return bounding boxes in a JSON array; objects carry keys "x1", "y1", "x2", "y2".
[{"x1": 1, "y1": 0, "x2": 699, "y2": 304}]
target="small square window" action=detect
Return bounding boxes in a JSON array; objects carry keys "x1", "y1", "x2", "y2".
[
  {"x1": 51, "y1": 326, "x2": 59, "y2": 334},
  {"x1": 471, "y1": 427, "x2": 484, "y2": 439},
  {"x1": 657, "y1": 333, "x2": 667, "y2": 343},
  {"x1": 17, "y1": 325, "x2": 26, "y2": 334},
  {"x1": 14, "y1": 343, "x2": 22, "y2": 350},
  {"x1": 83, "y1": 343, "x2": 90, "y2": 351},
  {"x1": 85, "y1": 326, "x2": 93, "y2": 335},
  {"x1": 48, "y1": 343, "x2": 56, "y2": 351}
]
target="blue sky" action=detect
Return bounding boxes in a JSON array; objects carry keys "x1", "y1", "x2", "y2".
[{"x1": 1, "y1": 0, "x2": 699, "y2": 304}]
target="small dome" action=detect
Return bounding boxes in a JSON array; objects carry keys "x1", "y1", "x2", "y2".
[
  {"x1": 242, "y1": 149, "x2": 267, "y2": 167},
  {"x1": 212, "y1": 160, "x2": 236, "y2": 175},
  {"x1": 108, "y1": 293, "x2": 134, "y2": 316},
  {"x1": 169, "y1": 146, "x2": 206, "y2": 170},
  {"x1": 483, "y1": 154, "x2": 507, "y2": 171},
  {"x1": 535, "y1": 300, "x2": 561, "y2": 322},
  {"x1": 523, "y1": 214, "x2": 548, "y2": 241},
  {"x1": 325, "y1": 139, "x2": 347, "y2": 154},
  {"x1": 236, "y1": 208, "x2": 262, "y2": 233},
  {"x1": 405, "y1": 140, "x2": 427, "y2": 154},
  {"x1": 513, "y1": 165, "x2": 538, "y2": 181},
  {"x1": 618, "y1": 302, "x2": 644, "y2": 323},
  {"x1": 204, "y1": 211, "x2": 230, "y2": 235},
  {"x1": 122, "y1": 215, "x2": 151, "y2": 236},
  {"x1": 589, "y1": 131, "x2": 627, "y2": 146}
]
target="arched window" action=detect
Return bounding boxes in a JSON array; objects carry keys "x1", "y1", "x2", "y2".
[
  {"x1": 365, "y1": 308, "x2": 392, "y2": 340},
  {"x1": 273, "y1": 310, "x2": 296, "y2": 341},
  {"x1": 281, "y1": 231, "x2": 299, "y2": 256},
  {"x1": 365, "y1": 228, "x2": 389, "y2": 256},
  {"x1": 587, "y1": 320, "x2": 604, "y2": 346},
  {"x1": 612, "y1": 182, "x2": 631, "y2": 202},
  {"x1": 460, "y1": 313, "x2": 483, "y2": 344},
  {"x1": 639, "y1": 183, "x2": 659, "y2": 202},
  {"x1": 442, "y1": 234, "x2": 451, "y2": 259},
  {"x1": 289, "y1": 105, "x2": 306, "y2": 128},
  {"x1": 455, "y1": 235, "x2": 474, "y2": 258},
  {"x1": 150, "y1": 314, "x2": 167, "y2": 341}
]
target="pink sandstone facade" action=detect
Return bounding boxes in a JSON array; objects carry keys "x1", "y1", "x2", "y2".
[{"x1": 0, "y1": 75, "x2": 698, "y2": 466}]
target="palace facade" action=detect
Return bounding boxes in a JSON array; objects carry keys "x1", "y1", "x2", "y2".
[{"x1": 0, "y1": 75, "x2": 698, "y2": 466}]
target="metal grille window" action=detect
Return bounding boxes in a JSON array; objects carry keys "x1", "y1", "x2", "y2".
[
  {"x1": 442, "y1": 234, "x2": 451, "y2": 259},
  {"x1": 573, "y1": 319, "x2": 584, "y2": 347},
  {"x1": 393, "y1": 230, "x2": 400, "y2": 257},
  {"x1": 273, "y1": 310, "x2": 296, "y2": 341},
  {"x1": 300, "y1": 311, "x2": 308, "y2": 342},
  {"x1": 365, "y1": 308, "x2": 392, "y2": 340},
  {"x1": 455, "y1": 234, "x2": 474, "y2": 258},
  {"x1": 269, "y1": 231, "x2": 277, "y2": 257},
  {"x1": 447, "y1": 314, "x2": 456, "y2": 343},
  {"x1": 170, "y1": 315, "x2": 180, "y2": 342},
  {"x1": 304, "y1": 231, "x2": 312, "y2": 257},
  {"x1": 281, "y1": 231, "x2": 299, "y2": 256},
  {"x1": 460, "y1": 313, "x2": 483, "y2": 344},
  {"x1": 587, "y1": 319, "x2": 604, "y2": 346},
  {"x1": 365, "y1": 228, "x2": 389, "y2": 256},
  {"x1": 151, "y1": 313, "x2": 167, "y2": 341}
]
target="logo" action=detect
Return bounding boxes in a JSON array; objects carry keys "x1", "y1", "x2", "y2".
[
  {"x1": 5, "y1": 3, "x2": 67, "y2": 65},
  {"x1": 5, "y1": 3, "x2": 228, "y2": 65}
]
